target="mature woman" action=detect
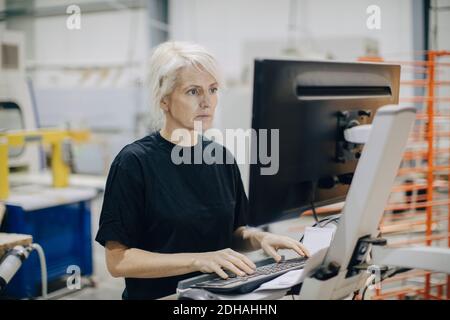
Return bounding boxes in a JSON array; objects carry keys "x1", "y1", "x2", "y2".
[{"x1": 95, "y1": 41, "x2": 309, "y2": 300}]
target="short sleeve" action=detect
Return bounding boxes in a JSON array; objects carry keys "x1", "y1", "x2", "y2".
[
  {"x1": 95, "y1": 152, "x2": 145, "y2": 248},
  {"x1": 233, "y1": 163, "x2": 249, "y2": 230}
]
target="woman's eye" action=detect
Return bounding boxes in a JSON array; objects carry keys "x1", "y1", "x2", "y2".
[
  {"x1": 187, "y1": 88, "x2": 198, "y2": 95},
  {"x1": 210, "y1": 87, "x2": 218, "y2": 94}
]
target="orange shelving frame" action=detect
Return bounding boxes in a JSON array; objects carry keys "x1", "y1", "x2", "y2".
[
  {"x1": 373, "y1": 50, "x2": 450, "y2": 300},
  {"x1": 301, "y1": 51, "x2": 450, "y2": 300}
]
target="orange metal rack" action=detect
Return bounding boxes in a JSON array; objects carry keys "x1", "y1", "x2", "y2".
[
  {"x1": 298, "y1": 51, "x2": 450, "y2": 300},
  {"x1": 372, "y1": 50, "x2": 450, "y2": 300}
]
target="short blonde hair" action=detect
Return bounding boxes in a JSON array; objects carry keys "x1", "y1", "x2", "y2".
[{"x1": 147, "y1": 41, "x2": 222, "y2": 131}]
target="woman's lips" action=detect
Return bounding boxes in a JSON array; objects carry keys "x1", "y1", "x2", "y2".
[{"x1": 194, "y1": 115, "x2": 212, "y2": 120}]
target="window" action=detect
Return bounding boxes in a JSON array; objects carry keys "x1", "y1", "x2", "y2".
[
  {"x1": 1, "y1": 44, "x2": 19, "y2": 70},
  {"x1": 0, "y1": 102, "x2": 24, "y2": 157}
]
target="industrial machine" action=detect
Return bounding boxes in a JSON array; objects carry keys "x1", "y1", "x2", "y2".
[
  {"x1": 0, "y1": 30, "x2": 41, "y2": 172},
  {"x1": 0, "y1": 29, "x2": 97, "y2": 299}
]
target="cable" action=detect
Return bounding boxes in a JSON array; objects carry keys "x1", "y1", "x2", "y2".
[
  {"x1": 299, "y1": 213, "x2": 341, "y2": 243},
  {"x1": 315, "y1": 214, "x2": 341, "y2": 227},
  {"x1": 310, "y1": 201, "x2": 321, "y2": 226},
  {"x1": 299, "y1": 183, "x2": 342, "y2": 243},
  {"x1": 361, "y1": 285, "x2": 370, "y2": 300},
  {"x1": 361, "y1": 267, "x2": 411, "y2": 300},
  {"x1": 31, "y1": 243, "x2": 48, "y2": 299},
  {"x1": 308, "y1": 181, "x2": 342, "y2": 228},
  {"x1": 309, "y1": 181, "x2": 320, "y2": 224}
]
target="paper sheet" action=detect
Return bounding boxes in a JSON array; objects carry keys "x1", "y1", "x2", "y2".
[{"x1": 302, "y1": 226, "x2": 335, "y2": 255}]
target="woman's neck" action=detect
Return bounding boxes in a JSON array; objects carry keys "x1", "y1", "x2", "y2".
[{"x1": 159, "y1": 125, "x2": 199, "y2": 147}]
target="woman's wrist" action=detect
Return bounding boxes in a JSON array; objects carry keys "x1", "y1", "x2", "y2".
[
  {"x1": 175, "y1": 252, "x2": 200, "y2": 273},
  {"x1": 241, "y1": 227, "x2": 268, "y2": 249}
]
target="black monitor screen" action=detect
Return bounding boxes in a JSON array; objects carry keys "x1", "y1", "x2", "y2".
[{"x1": 248, "y1": 59, "x2": 400, "y2": 226}]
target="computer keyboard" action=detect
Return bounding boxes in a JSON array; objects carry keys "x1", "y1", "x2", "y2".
[{"x1": 190, "y1": 256, "x2": 308, "y2": 294}]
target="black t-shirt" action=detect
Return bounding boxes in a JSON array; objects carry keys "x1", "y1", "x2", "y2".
[{"x1": 95, "y1": 131, "x2": 249, "y2": 299}]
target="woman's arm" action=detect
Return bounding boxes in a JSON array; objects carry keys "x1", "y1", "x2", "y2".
[
  {"x1": 105, "y1": 241, "x2": 196, "y2": 278},
  {"x1": 105, "y1": 241, "x2": 256, "y2": 279},
  {"x1": 232, "y1": 227, "x2": 266, "y2": 252},
  {"x1": 232, "y1": 227, "x2": 310, "y2": 262}
]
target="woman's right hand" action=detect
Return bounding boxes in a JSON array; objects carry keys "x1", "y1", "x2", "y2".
[{"x1": 191, "y1": 248, "x2": 257, "y2": 279}]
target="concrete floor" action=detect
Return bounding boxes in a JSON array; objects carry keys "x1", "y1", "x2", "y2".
[{"x1": 59, "y1": 196, "x2": 124, "y2": 300}]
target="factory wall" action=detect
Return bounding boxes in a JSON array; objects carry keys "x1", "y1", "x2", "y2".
[
  {"x1": 169, "y1": 0, "x2": 415, "y2": 189},
  {"x1": 6, "y1": 4, "x2": 149, "y2": 175},
  {"x1": 3, "y1": 0, "x2": 418, "y2": 182}
]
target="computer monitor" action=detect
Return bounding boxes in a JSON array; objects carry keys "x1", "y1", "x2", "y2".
[{"x1": 248, "y1": 59, "x2": 400, "y2": 226}]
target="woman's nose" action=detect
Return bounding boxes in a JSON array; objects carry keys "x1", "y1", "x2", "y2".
[{"x1": 200, "y1": 94, "x2": 211, "y2": 109}]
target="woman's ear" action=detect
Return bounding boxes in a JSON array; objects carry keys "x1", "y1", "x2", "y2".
[{"x1": 160, "y1": 96, "x2": 169, "y2": 112}]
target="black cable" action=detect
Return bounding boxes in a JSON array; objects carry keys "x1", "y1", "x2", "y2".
[
  {"x1": 310, "y1": 201, "x2": 321, "y2": 226},
  {"x1": 318, "y1": 215, "x2": 341, "y2": 227},
  {"x1": 299, "y1": 213, "x2": 341, "y2": 243},
  {"x1": 307, "y1": 181, "x2": 320, "y2": 226},
  {"x1": 361, "y1": 285, "x2": 370, "y2": 300},
  {"x1": 299, "y1": 182, "x2": 342, "y2": 243},
  {"x1": 299, "y1": 233, "x2": 305, "y2": 243},
  {"x1": 381, "y1": 267, "x2": 411, "y2": 281}
]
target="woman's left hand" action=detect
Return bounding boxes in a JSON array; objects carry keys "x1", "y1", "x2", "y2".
[{"x1": 259, "y1": 233, "x2": 310, "y2": 262}]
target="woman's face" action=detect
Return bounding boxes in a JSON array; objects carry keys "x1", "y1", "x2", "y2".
[{"x1": 161, "y1": 65, "x2": 218, "y2": 132}]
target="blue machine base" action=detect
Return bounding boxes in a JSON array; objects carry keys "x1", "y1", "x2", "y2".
[{"x1": 1, "y1": 201, "x2": 93, "y2": 299}]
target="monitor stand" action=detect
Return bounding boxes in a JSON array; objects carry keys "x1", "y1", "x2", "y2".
[{"x1": 299, "y1": 104, "x2": 417, "y2": 300}]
